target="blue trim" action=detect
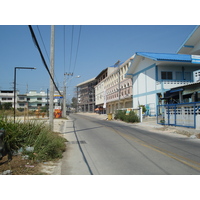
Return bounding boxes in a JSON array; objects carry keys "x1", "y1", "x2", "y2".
[
  {"x1": 183, "y1": 45, "x2": 194, "y2": 48},
  {"x1": 169, "y1": 88, "x2": 183, "y2": 93},
  {"x1": 136, "y1": 52, "x2": 192, "y2": 62},
  {"x1": 133, "y1": 89, "x2": 169, "y2": 98},
  {"x1": 157, "y1": 102, "x2": 198, "y2": 128}
]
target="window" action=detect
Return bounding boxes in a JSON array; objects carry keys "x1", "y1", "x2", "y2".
[
  {"x1": 161, "y1": 71, "x2": 172, "y2": 80},
  {"x1": 37, "y1": 98, "x2": 42, "y2": 100},
  {"x1": 176, "y1": 72, "x2": 182, "y2": 80},
  {"x1": 185, "y1": 72, "x2": 191, "y2": 80}
]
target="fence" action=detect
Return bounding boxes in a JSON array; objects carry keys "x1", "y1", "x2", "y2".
[{"x1": 157, "y1": 102, "x2": 200, "y2": 129}]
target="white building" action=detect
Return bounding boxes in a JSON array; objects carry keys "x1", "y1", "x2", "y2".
[
  {"x1": 125, "y1": 52, "x2": 200, "y2": 116},
  {"x1": 0, "y1": 90, "x2": 16, "y2": 107},
  {"x1": 104, "y1": 57, "x2": 133, "y2": 113},
  {"x1": 95, "y1": 67, "x2": 117, "y2": 113}
]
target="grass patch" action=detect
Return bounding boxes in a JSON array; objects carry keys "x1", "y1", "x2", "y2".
[{"x1": 0, "y1": 115, "x2": 66, "y2": 162}]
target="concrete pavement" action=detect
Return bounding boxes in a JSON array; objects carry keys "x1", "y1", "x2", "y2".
[
  {"x1": 77, "y1": 112, "x2": 200, "y2": 139},
  {"x1": 41, "y1": 113, "x2": 200, "y2": 175}
]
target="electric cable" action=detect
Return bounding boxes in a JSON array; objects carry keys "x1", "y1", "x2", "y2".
[
  {"x1": 28, "y1": 25, "x2": 62, "y2": 96},
  {"x1": 36, "y1": 25, "x2": 60, "y2": 91},
  {"x1": 68, "y1": 25, "x2": 74, "y2": 73},
  {"x1": 72, "y1": 25, "x2": 82, "y2": 75},
  {"x1": 64, "y1": 25, "x2": 66, "y2": 74},
  {"x1": 37, "y1": 25, "x2": 50, "y2": 63}
]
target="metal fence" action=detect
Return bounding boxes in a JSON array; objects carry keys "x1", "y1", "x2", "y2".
[{"x1": 157, "y1": 102, "x2": 200, "y2": 129}]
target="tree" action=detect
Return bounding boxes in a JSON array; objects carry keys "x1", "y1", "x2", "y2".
[
  {"x1": 71, "y1": 97, "x2": 77, "y2": 108},
  {"x1": 2, "y1": 102, "x2": 12, "y2": 110}
]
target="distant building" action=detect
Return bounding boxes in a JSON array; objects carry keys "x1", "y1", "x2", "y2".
[
  {"x1": 104, "y1": 57, "x2": 133, "y2": 114},
  {"x1": 0, "y1": 90, "x2": 16, "y2": 108},
  {"x1": 0, "y1": 89, "x2": 62, "y2": 111},
  {"x1": 27, "y1": 90, "x2": 48, "y2": 110},
  {"x1": 77, "y1": 78, "x2": 97, "y2": 112},
  {"x1": 95, "y1": 67, "x2": 116, "y2": 113}
]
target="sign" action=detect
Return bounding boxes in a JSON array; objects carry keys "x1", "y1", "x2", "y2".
[
  {"x1": 54, "y1": 106, "x2": 61, "y2": 110},
  {"x1": 54, "y1": 95, "x2": 63, "y2": 99}
]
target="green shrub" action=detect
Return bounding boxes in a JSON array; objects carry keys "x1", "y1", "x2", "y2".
[
  {"x1": 115, "y1": 110, "x2": 139, "y2": 123},
  {"x1": 0, "y1": 115, "x2": 66, "y2": 161}
]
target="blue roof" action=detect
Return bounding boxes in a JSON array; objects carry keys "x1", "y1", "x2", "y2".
[{"x1": 136, "y1": 52, "x2": 192, "y2": 62}]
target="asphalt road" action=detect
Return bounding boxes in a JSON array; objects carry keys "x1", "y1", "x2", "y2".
[{"x1": 56, "y1": 113, "x2": 200, "y2": 175}]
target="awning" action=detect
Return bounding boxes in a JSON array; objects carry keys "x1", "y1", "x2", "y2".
[
  {"x1": 169, "y1": 88, "x2": 183, "y2": 93},
  {"x1": 95, "y1": 107, "x2": 103, "y2": 111},
  {"x1": 182, "y1": 84, "x2": 200, "y2": 95}
]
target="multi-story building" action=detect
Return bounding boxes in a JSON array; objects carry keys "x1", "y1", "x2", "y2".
[
  {"x1": 26, "y1": 90, "x2": 48, "y2": 110},
  {"x1": 0, "y1": 90, "x2": 62, "y2": 111},
  {"x1": 77, "y1": 57, "x2": 133, "y2": 114},
  {"x1": 0, "y1": 90, "x2": 16, "y2": 108},
  {"x1": 125, "y1": 52, "x2": 200, "y2": 116},
  {"x1": 95, "y1": 67, "x2": 116, "y2": 113},
  {"x1": 104, "y1": 56, "x2": 133, "y2": 113},
  {"x1": 77, "y1": 78, "x2": 97, "y2": 112}
]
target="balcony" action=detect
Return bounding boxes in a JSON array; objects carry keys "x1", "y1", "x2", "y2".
[{"x1": 156, "y1": 80, "x2": 193, "y2": 90}]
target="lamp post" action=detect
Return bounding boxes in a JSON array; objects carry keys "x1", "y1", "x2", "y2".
[{"x1": 14, "y1": 67, "x2": 36, "y2": 123}]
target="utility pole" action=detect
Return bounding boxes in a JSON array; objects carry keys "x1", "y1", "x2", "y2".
[
  {"x1": 49, "y1": 25, "x2": 55, "y2": 130},
  {"x1": 63, "y1": 73, "x2": 73, "y2": 118}
]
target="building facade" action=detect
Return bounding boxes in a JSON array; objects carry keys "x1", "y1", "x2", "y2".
[
  {"x1": 95, "y1": 67, "x2": 116, "y2": 113},
  {"x1": 104, "y1": 57, "x2": 133, "y2": 114},
  {"x1": 0, "y1": 90, "x2": 61, "y2": 111},
  {"x1": 125, "y1": 52, "x2": 200, "y2": 116},
  {"x1": 77, "y1": 78, "x2": 97, "y2": 112},
  {"x1": 0, "y1": 90, "x2": 16, "y2": 108}
]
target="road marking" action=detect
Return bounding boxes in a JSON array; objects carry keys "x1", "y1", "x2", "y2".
[{"x1": 109, "y1": 126, "x2": 200, "y2": 171}]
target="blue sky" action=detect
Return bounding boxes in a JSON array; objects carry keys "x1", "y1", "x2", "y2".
[{"x1": 0, "y1": 25, "x2": 197, "y2": 102}]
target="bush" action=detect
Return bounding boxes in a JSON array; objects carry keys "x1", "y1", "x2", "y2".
[
  {"x1": 115, "y1": 110, "x2": 139, "y2": 123},
  {"x1": 0, "y1": 115, "x2": 66, "y2": 161}
]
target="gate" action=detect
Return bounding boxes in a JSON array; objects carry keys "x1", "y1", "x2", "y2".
[{"x1": 157, "y1": 102, "x2": 200, "y2": 129}]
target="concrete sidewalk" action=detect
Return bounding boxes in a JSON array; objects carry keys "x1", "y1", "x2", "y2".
[{"x1": 52, "y1": 119, "x2": 92, "y2": 175}]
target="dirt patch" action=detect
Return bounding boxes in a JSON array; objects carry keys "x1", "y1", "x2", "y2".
[{"x1": 0, "y1": 155, "x2": 55, "y2": 175}]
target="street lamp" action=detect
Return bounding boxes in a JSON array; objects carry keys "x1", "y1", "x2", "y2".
[{"x1": 14, "y1": 67, "x2": 36, "y2": 123}]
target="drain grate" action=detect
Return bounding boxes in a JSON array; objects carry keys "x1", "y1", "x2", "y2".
[{"x1": 69, "y1": 140, "x2": 86, "y2": 144}]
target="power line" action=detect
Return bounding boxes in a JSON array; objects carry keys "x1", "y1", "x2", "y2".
[
  {"x1": 64, "y1": 25, "x2": 66, "y2": 73},
  {"x1": 28, "y1": 25, "x2": 62, "y2": 96},
  {"x1": 69, "y1": 25, "x2": 74, "y2": 73},
  {"x1": 37, "y1": 25, "x2": 50, "y2": 63},
  {"x1": 72, "y1": 25, "x2": 82, "y2": 75},
  {"x1": 37, "y1": 25, "x2": 59, "y2": 90}
]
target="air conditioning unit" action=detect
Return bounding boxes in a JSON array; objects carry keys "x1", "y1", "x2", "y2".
[{"x1": 193, "y1": 69, "x2": 200, "y2": 82}]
